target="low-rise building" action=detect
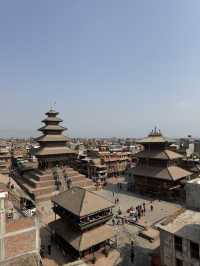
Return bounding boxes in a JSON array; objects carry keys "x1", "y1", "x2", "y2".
[
  {"x1": 194, "y1": 139, "x2": 200, "y2": 156},
  {"x1": 158, "y1": 209, "x2": 200, "y2": 266},
  {"x1": 0, "y1": 188, "x2": 40, "y2": 266},
  {"x1": 157, "y1": 177, "x2": 200, "y2": 266},
  {"x1": 0, "y1": 142, "x2": 11, "y2": 174},
  {"x1": 87, "y1": 149, "x2": 131, "y2": 177},
  {"x1": 179, "y1": 158, "x2": 200, "y2": 179},
  {"x1": 185, "y1": 178, "x2": 200, "y2": 212}
]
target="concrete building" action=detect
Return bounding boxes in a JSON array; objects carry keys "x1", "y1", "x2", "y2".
[
  {"x1": 185, "y1": 178, "x2": 200, "y2": 211},
  {"x1": 0, "y1": 142, "x2": 11, "y2": 174},
  {"x1": 158, "y1": 177, "x2": 200, "y2": 266},
  {"x1": 179, "y1": 158, "x2": 200, "y2": 179},
  {"x1": 194, "y1": 139, "x2": 200, "y2": 156},
  {"x1": 158, "y1": 209, "x2": 200, "y2": 266}
]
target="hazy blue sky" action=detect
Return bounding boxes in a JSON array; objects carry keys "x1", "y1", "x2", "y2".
[{"x1": 0, "y1": 1, "x2": 200, "y2": 138}]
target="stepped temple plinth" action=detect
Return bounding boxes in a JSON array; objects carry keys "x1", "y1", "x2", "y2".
[{"x1": 12, "y1": 109, "x2": 94, "y2": 202}]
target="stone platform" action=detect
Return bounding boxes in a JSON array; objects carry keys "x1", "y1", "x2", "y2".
[{"x1": 14, "y1": 166, "x2": 95, "y2": 203}]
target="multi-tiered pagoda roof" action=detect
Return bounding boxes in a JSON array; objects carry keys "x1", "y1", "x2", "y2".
[
  {"x1": 35, "y1": 109, "x2": 72, "y2": 158},
  {"x1": 52, "y1": 186, "x2": 114, "y2": 217},
  {"x1": 133, "y1": 128, "x2": 191, "y2": 181},
  {"x1": 11, "y1": 109, "x2": 95, "y2": 203},
  {"x1": 50, "y1": 187, "x2": 115, "y2": 257},
  {"x1": 130, "y1": 128, "x2": 192, "y2": 197}
]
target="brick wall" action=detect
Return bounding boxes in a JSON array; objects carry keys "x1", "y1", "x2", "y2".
[
  {"x1": 6, "y1": 217, "x2": 34, "y2": 233},
  {"x1": 4, "y1": 230, "x2": 36, "y2": 258}
]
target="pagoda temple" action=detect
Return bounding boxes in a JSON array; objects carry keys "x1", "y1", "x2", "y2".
[
  {"x1": 35, "y1": 108, "x2": 73, "y2": 169},
  {"x1": 50, "y1": 186, "x2": 116, "y2": 259},
  {"x1": 128, "y1": 128, "x2": 192, "y2": 199},
  {"x1": 12, "y1": 109, "x2": 94, "y2": 202}
]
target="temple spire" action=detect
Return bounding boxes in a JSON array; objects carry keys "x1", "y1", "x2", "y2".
[{"x1": 149, "y1": 126, "x2": 162, "y2": 137}]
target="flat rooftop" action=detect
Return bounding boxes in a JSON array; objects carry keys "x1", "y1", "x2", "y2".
[{"x1": 157, "y1": 209, "x2": 200, "y2": 243}]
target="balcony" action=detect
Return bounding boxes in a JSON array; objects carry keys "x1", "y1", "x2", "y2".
[
  {"x1": 53, "y1": 205, "x2": 113, "y2": 230},
  {"x1": 79, "y1": 213, "x2": 113, "y2": 230}
]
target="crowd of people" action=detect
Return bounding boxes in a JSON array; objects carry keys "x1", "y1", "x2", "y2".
[
  {"x1": 128, "y1": 201, "x2": 154, "y2": 222},
  {"x1": 111, "y1": 199, "x2": 155, "y2": 226}
]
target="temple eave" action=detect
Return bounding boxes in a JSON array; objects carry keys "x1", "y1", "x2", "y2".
[
  {"x1": 132, "y1": 166, "x2": 192, "y2": 181},
  {"x1": 49, "y1": 219, "x2": 116, "y2": 252}
]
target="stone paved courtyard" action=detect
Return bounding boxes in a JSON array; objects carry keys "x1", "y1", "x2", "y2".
[
  {"x1": 38, "y1": 177, "x2": 182, "y2": 266},
  {"x1": 91, "y1": 177, "x2": 182, "y2": 266},
  {"x1": 3, "y1": 173, "x2": 183, "y2": 266},
  {"x1": 95, "y1": 177, "x2": 182, "y2": 228}
]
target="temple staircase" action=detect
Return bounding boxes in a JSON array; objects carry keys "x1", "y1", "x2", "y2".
[{"x1": 19, "y1": 166, "x2": 95, "y2": 202}]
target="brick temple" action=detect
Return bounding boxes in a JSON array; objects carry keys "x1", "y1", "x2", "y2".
[
  {"x1": 128, "y1": 128, "x2": 192, "y2": 199},
  {"x1": 50, "y1": 186, "x2": 116, "y2": 259},
  {"x1": 12, "y1": 109, "x2": 94, "y2": 202}
]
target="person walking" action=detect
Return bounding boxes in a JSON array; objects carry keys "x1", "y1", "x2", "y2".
[
  {"x1": 112, "y1": 218, "x2": 115, "y2": 226},
  {"x1": 143, "y1": 202, "x2": 146, "y2": 212},
  {"x1": 138, "y1": 210, "x2": 141, "y2": 219},
  {"x1": 48, "y1": 244, "x2": 52, "y2": 255},
  {"x1": 118, "y1": 207, "x2": 122, "y2": 215}
]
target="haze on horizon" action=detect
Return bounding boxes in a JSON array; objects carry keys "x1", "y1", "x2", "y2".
[{"x1": 0, "y1": 1, "x2": 200, "y2": 139}]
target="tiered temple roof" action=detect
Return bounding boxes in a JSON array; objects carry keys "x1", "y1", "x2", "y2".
[
  {"x1": 132, "y1": 165, "x2": 191, "y2": 181},
  {"x1": 138, "y1": 127, "x2": 174, "y2": 144},
  {"x1": 133, "y1": 128, "x2": 191, "y2": 181},
  {"x1": 12, "y1": 109, "x2": 94, "y2": 202},
  {"x1": 35, "y1": 108, "x2": 73, "y2": 158},
  {"x1": 130, "y1": 128, "x2": 192, "y2": 198},
  {"x1": 49, "y1": 219, "x2": 115, "y2": 252},
  {"x1": 136, "y1": 149, "x2": 183, "y2": 160},
  {"x1": 52, "y1": 186, "x2": 114, "y2": 217},
  {"x1": 50, "y1": 187, "x2": 115, "y2": 256}
]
